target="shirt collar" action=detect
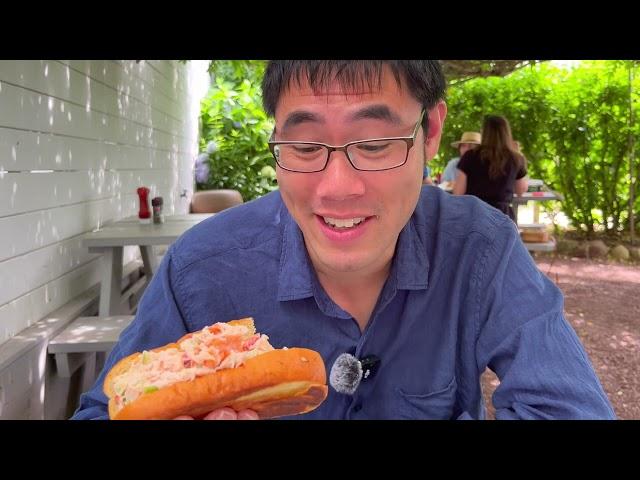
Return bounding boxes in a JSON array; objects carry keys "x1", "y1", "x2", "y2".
[
  {"x1": 277, "y1": 207, "x2": 315, "y2": 301},
  {"x1": 277, "y1": 207, "x2": 430, "y2": 303}
]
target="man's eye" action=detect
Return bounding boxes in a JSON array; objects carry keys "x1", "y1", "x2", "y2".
[
  {"x1": 293, "y1": 146, "x2": 323, "y2": 154},
  {"x1": 356, "y1": 142, "x2": 390, "y2": 153}
]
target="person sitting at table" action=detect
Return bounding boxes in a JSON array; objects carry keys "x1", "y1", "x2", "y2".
[
  {"x1": 422, "y1": 163, "x2": 434, "y2": 185},
  {"x1": 453, "y1": 115, "x2": 528, "y2": 222},
  {"x1": 441, "y1": 131, "x2": 481, "y2": 190}
]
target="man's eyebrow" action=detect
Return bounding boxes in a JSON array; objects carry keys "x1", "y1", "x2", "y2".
[
  {"x1": 348, "y1": 105, "x2": 402, "y2": 125},
  {"x1": 282, "y1": 111, "x2": 325, "y2": 131}
]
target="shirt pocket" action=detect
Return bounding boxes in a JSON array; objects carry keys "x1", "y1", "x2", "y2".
[{"x1": 396, "y1": 376, "x2": 457, "y2": 419}]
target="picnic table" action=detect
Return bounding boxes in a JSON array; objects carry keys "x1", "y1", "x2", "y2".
[
  {"x1": 83, "y1": 214, "x2": 214, "y2": 316},
  {"x1": 513, "y1": 180, "x2": 563, "y2": 252}
]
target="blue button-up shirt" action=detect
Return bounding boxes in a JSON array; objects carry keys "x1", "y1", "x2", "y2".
[{"x1": 73, "y1": 187, "x2": 615, "y2": 420}]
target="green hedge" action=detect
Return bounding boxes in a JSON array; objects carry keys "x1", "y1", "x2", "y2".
[
  {"x1": 197, "y1": 61, "x2": 276, "y2": 202},
  {"x1": 438, "y1": 61, "x2": 639, "y2": 235}
]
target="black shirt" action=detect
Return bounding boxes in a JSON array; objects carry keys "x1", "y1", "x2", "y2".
[{"x1": 457, "y1": 149, "x2": 527, "y2": 220}]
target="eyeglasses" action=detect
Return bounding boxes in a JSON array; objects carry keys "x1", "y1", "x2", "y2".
[{"x1": 268, "y1": 109, "x2": 426, "y2": 173}]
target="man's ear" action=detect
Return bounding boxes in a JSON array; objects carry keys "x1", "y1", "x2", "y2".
[{"x1": 424, "y1": 101, "x2": 448, "y2": 160}]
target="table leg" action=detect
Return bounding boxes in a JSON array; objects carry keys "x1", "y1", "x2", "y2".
[
  {"x1": 98, "y1": 247, "x2": 123, "y2": 316},
  {"x1": 140, "y1": 246, "x2": 159, "y2": 278},
  {"x1": 533, "y1": 203, "x2": 540, "y2": 224}
]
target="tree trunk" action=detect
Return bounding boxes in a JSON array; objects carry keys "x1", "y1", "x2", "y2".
[{"x1": 629, "y1": 63, "x2": 636, "y2": 245}]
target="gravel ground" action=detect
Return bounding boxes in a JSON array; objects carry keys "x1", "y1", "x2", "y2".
[{"x1": 481, "y1": 256, "x2": 640, "y2": 420}]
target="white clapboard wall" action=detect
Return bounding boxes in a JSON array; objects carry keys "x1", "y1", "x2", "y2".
[{"x1": 0, "y1": 60, "x2": 208, "y2": 346}]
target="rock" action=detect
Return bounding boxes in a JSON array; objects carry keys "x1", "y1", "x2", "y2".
[
  {"x1": 588, "y1": 240, "x2": 609, "y2": 258},
  {"x1": 572, "y1": 242, "x2": 590, "y2": 258},
  {"x1": 610, "y1": 244, "x2": 630, "y2": 261},
  {"x1": 630, "y1": 246, "x2": 640, "y2": 260},
  {"x1": 556, "y1": 238, "x2": 579, "y2": 255}
]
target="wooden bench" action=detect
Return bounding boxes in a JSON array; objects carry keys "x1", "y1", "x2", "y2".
[
  {"x1": 48, "y1": 315, "x2": 135, "y2": 379},
  {"x1": 0, "y1": 259, "x2": 143, "y2": 419}
]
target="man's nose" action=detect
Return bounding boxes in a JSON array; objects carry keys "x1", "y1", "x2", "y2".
[{"x1": 315, "y1": 150, "x2": 366, "y2": 199}]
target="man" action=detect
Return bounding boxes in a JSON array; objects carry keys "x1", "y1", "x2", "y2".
[
  {"x1": 441, "y1": 131, "x2": 481, "y2": 188},
  {"x1": 422, "y1": 163, "x2": 433, "y2": 185},
  {"x1": 73, "y1": 61, "x2": 614, "y2": 420}
]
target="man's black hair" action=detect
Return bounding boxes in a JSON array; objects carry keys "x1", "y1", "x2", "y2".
[{"x1": 261, "y1": 60, "x2": 446, "y2": 131}]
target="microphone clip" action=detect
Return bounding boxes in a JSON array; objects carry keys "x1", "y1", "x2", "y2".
[{"x1": 359, "y1": 355, "x2": 381, "y2": 380}]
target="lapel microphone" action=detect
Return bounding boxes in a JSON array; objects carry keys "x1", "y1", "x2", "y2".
[{"x1": 329, "y1": 353, "x2": 381, "y2": 395}]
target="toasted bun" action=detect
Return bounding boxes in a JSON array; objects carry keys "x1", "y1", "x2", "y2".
[{"x1": 104, "y1": 319, "x2": 327, "y2": 420}]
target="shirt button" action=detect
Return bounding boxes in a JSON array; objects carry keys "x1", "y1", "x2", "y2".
[{"x1": 353, "y1": 403, "x2": 363, "y2": 412}]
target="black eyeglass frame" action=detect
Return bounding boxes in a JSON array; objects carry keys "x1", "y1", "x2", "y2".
[{"x1": 268, "y1": 109, "x2": 427, "y2": 173}]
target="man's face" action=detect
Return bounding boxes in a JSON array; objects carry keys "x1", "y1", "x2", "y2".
[
  {"x1": 459, "y1": 143, "x2": 474, "y2": 156},
  {"x1": 274, "y1": 67, "x2": 446, "y2": 277}
]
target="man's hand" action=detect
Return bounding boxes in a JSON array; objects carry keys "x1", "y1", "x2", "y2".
[{"x1": 174, "y1": 407, "x2": 259, "y2": 420}]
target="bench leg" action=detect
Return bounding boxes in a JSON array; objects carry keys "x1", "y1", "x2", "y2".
[
  {"x1": 79, "y1": 353, "x2": 97, "y2": 394},
  {"x1": 95, "y1": 352, "x2": 108, "y2": 377}
]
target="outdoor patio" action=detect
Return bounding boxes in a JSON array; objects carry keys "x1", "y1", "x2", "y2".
[{"x1": 0, "y1": 60, "x2": 637, "y2": 420}]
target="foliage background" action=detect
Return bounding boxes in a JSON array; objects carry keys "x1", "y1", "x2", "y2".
[
  {"x1": 196, "y1": 60, "x2": 276, "y2": 202},
  {"x1": 197, "y1": 60, "x2": 639, "y2": 236},
  {"x1": 435, "y1": 61, "x2": 639, "y2": 235}
]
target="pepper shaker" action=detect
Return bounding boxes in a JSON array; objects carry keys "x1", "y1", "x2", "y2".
[{"x1": 152, "y1": 196, "x2": 164, "y2": 224}]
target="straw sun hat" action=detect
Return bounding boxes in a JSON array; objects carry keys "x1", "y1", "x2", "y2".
[{"x1": 451, "y1": 131, "x2": 482, "y2": 148}]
